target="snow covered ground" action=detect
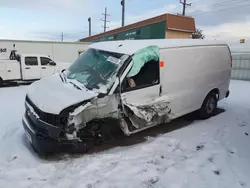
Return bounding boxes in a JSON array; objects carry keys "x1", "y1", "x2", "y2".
[{"x1": 0, "y1": 80, "x2": 250, "y2": 188}]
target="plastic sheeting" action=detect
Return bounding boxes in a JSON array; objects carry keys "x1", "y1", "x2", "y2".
[{"x1": 127, "y1": 46, "x2": 160, "y2": 78}]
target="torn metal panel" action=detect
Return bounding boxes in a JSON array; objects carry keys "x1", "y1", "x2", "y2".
[{"x1": 122, "y1": 96, "x2": 172, "y2": 128}]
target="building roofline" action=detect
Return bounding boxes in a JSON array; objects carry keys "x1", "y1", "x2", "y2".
[
  {"x1": 80, "y1": 13, "x2": 195, "y2": 41},
  {"x1": 0, "y1": 39, "x2": 92, "y2": 45},
  {"x1": 80, "y1": 14, "x2": 167, "y2": 41}
]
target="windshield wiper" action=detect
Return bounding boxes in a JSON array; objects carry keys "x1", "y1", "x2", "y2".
[
  {"x1": 68, "y1": 79, "x2": 90, "y2": 91},
  {"x1": 69, "y1": 81, "x2": 82, "y2": 90}
]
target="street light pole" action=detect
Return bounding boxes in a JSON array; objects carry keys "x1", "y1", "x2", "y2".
[{"x1": 121, "y1": 0, "x2": 125, "y2": 27}]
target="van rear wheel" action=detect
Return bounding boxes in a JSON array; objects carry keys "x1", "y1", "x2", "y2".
[{"x1": 199, "y1": 93, "x2": 218, "y2": 119}]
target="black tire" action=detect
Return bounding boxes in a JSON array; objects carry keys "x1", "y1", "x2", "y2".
[
  {"x1": 0, "y1": 77, "x2": 3, "y2": 87},
  {"x1": 199, "y1": 92, "x2": 218, "y2": 119}
]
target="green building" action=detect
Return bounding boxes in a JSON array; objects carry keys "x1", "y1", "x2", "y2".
[{"x1": 80, "y1": 13, "x2": 196, "y2": 42}]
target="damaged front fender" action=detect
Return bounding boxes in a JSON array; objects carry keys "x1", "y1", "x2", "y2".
[{"x1": 64, "y1": 94, "x2": 121, "y2": 140}]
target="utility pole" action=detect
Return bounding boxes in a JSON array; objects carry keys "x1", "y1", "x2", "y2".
[
  {"x1": 88, "y1": 17, "x2": 91, "y2": 36},
  {"x1": 61, "y1": 32, "x2": 64, "y2": 42},
  {"x1": 180, "y1": 0, "x2": 191, "y2": 16},
  {"x1": 121, "y1": 0, "x2": 125, "y2": 27},
  {"x1": 101, "y1": 7, "x2": 110, "y2": 32}
]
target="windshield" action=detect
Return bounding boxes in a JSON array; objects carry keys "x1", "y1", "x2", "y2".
[{"x1": 66, "y1": 48, "x2": 128, "y2": 93}]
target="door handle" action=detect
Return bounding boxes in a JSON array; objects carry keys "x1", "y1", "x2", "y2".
[
  {"x1": 42, "y1": 67, "x2": 46, "y2": 69},
  {"x1": 25, "y1": 67, "x2": 30, "y2": 69}
]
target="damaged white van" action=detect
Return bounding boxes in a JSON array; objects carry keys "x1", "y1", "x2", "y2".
[{"x1": 22, "y1": 39, "x2": 232, "y2": 153}]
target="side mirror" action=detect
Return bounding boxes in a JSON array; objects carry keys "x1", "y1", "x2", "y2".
[{"x1": 49, "y1": 61, "x2": 56, "y2": 66}]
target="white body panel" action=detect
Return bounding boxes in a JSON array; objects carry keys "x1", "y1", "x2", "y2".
[
  {"x1": 6, "y1": 61, "x2": 21, "y2": 80},
  {"x1": 159, "y1": 45, "x2": 231, "y2": 119},
  {"x1": 89, "y1": 39, "x2": 228, "y2": 55},
  {"x1": 0, "y1": 60, "x2": 21, "y2": 80}
]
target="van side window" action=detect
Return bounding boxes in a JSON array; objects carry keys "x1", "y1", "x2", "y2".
[
  {"x1": 123, "y1": 59, "x2": 160, "y2": 92},
  {"x1": 40, "y1": 57, "x2": 52, "y2": 66},
  {"x1": 25, "y1": 57, "x2": 38, "y2": 66}
]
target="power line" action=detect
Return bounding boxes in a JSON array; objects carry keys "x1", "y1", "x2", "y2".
[
  {"x1": 180, "y1": 0, "x2": 191, "y2": 15},
  {"x1": 190, "y1": 1, "x2": 250, "y2": 16},
  {"x1": 126, "y1": 0, "x2": 181, "y2": 14},
  {"x1": 188, "y1": 0, "x2": 249, "y2": 15},
  {"x1": 82, "y1": 0, "x2": 249, "y2": 38},
  {"x1": 126, "y1": 0, "x2": 152, "y2": 8},
  {"x1": 101, "y1": 7, "x2": 110, "y2": 32},
  {"x1": 121, "y1": 0, "x2": 247, "y2": 19}
]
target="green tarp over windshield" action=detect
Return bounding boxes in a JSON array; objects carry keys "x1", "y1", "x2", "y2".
[{"x1": 127, "y1": 45, "x2": 160, "y2": 78}]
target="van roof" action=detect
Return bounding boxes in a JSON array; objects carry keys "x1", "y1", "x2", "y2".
[{"x1": 89, "y1": 39, "x2": 227, "y2": 55}]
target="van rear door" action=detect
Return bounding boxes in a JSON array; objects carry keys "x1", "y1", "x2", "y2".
[{"x1": 21, "y1": 56, "x2": 41, "y2": 80}]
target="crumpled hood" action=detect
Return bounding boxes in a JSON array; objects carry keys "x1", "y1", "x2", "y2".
[{"x1": 27, "y1": 74, "x2": 98, "y2": 114}]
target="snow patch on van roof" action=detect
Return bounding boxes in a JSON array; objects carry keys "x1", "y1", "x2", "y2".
[{"x1": 89, "y1": 39, "x2": 228, "y2": 55}]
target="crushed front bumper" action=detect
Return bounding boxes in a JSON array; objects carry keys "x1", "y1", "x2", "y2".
[{"x1": 22, "y1": 112, "x2": 89, "y2": 155}]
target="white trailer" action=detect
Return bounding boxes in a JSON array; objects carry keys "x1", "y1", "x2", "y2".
[
  {"x1": 0, "y1": 39, "x2": 91, "y2": 62},
  {"x1": 0, "y1": 39, "x2": 91, "y2": 85}
]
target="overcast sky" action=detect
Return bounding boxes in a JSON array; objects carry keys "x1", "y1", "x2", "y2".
[{"x1": 0, "y1": 0, "x2": 249, "y2": 48}]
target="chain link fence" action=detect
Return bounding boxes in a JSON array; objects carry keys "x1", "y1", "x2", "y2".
[{"x1": 231, "y1": 52, "x2": 250, "y2": 81}]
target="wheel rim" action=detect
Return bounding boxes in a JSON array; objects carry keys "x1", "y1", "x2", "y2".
[{"x1": 206, "y1": 97, "x2": 216, "y2": 114}]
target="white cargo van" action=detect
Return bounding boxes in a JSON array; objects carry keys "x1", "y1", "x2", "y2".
[
  {"x1": 0, "y1": 50, "x2": 70, "y2": 86},
  {"x1": 22, "y1": 39, "x2": 232, "y2": 154}
]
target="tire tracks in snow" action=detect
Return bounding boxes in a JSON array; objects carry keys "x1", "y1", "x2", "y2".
[{"x1": 209, "y1": 113, "x2": 247, "y2": 187}]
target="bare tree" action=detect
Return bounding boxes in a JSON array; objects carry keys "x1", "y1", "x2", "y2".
[{"x1": 192, "y1": 28, "x2": 205, "y2": 39}]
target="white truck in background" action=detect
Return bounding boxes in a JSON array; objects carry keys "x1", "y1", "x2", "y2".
[
  {"x1": 0, "y1": 39, "x2": 91, "y2": 86},
  {"x1": 0, "y1": 50, "x2": 70, "y2": 85}
]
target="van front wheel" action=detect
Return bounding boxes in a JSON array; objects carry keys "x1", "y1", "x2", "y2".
[{"x1": 199, "y1": 93, "x2": 218, "y2": 119}]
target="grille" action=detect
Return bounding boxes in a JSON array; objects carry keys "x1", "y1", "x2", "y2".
[{"x1": 25, "y1": 95, "x2": 66, "y2": 127}]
